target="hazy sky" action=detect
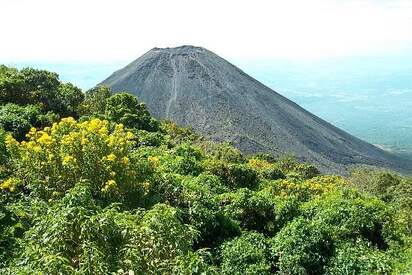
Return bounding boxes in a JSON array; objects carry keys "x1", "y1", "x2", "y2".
[{"x1": 1, "y1": 0, "x2": 412, "y2": 63}]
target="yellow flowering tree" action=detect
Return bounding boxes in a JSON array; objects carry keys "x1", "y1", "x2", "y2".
[
  {"x1": 247, "y1": 158, "x2": 285, "y2": 180},
  {"x1": 262, "y1": 175, "x2": 346, "y2": 200},
  {"x1": 4, "y1": 117, "x2": 153, "y2": 206}
]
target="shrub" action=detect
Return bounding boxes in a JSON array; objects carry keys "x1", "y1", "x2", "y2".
[
  {"x1": 173, "y1": 143, "x2": 204, "y2": 175},
  {"x1": 176, "y1": 176, "x2": 220, "y2": 237},
  {"x1": 271, "y1": 218, "x2": 333, "y2": 274},
  {"x1": 220, "y1": 232, "x2": 272, "y2": 275},
  {"x1": 263, "y1": 175, "x2": 343, "y2": 201},
  {"x1": 172, "y1": 250, "x2": 218, "y2": 274},
  {"x1": 302, "y1": 189, "x2": 392, "y2": 248},
  {"x1": 204, "y1": 159, "x2": 259, "y2": 189},
  {"x1": 158, "y1": 145, "x2": 204, "y2": 176},
  {"x1": 5, "y1": 183, "x2": 119, "y2": 273},
  {"x1": 121, "y1": 203, "x2": 197, "y2": 273},
  {"x1": 391, "y1": 180, "x2": 412, "y2": 235},
  {"x1": 137, "y1": 130, "x2": 165, "y2": 147},
  {"x1": 148, "y1": 173, "x2": 236, "y2": 248},
  {"x1": 0, "y1": 128, "x2": 8, "y2": 164},
  {"x1": 5, "y1": 184, "x2": 196, "y2": 274},
  {"x1": 392, "y1": 237, "x2": 412, "y2": 274},
  {"x1": 160, "y1": 120, "x2": 198, "y2": 145},
  {"x1": 190, "y1": 173, "x2": 229, "y2": 194},
  {"x1": 3, "y1": 118, "x2": 152, "y2": 207},
  {"x1": 200, "y1": 141, "x2": 244, "y2": 163},
  {"x1": 220, "y1": 188, "x2": 277, "y2": 235},
  {"x1": 349, "y1": 167, "x2": 402, "y2": 202},
  {"x1": 247, "y1": 158, "x2": 285, "y2": 180},
  {"x1": 325, "y1": 241, "x2": 392, "y2": 274},
  {"x1": 275, "y1": 156, "x2": 320, "y2": 179},
  {"x1": 349, "y1": 168, "x2": 412, "y2": 235},
  {"x1": 0, "y1": 191, "x2": 21, "y2": 268}
]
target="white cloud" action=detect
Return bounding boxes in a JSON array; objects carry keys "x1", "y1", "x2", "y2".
[{"x1": 0, "y1": 0, "x2": 411, "y2": 62}]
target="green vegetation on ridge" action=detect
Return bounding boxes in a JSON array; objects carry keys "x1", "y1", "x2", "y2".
[{"x1": 0, "y1": 65, "x2": 411, "y2": 274}]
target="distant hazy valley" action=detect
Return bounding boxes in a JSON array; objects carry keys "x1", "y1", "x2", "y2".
[{"x1": 239, "y1": 54, "x2": 412, "y2": 156}]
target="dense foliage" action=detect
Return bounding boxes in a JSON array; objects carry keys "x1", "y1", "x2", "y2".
[{"x1": 0, "y1": 65, "x2": 411, "y2": 274}]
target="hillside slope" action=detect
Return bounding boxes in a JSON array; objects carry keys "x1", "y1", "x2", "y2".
[{"x1": 101, "y1": 45, "x2": 410, "y2": 174}]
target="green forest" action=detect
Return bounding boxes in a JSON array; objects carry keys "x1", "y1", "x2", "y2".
[{"x1": 0, "y1": 65, "x2": 411, "y2": 274}]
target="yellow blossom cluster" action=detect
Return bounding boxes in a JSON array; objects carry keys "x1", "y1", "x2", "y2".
[
  {"x1": 0, "y1": 177, "x2": 20, "y2": 192},
  {"x1": 5, "y1": 134, "x2": 19, "y2": 147},
  {"x1": 105, "y1": 153, "x2": 117, "y2": 162},
  {"x1": 305, "y1": 175, "x2": 346, "y2": 188},
  {"x1": 101, "y1": 179, "x2": 117, "y2": 193},
  {"x1": 25, "y1": 127, "x2": 55, "y2": 146},
  {"x1": 37, "y1": 132, "x2": 53, "y2": 145},
  {"x1": 62, "y1": 132, "x2": 79, "y2": 145},
  {"x1": 4, "y1": 117, "x2": 143, "y2": 199},
  {"x1": 6, "y1": 118, "x2": 135, "y2": 164},
  {"x1": 62, "y1": 155, "x2": 76, "y2": 166},
  {"x1": 247, "y1": 158, "x2": 273, "y2": 170},
  {"x1": 268, "y1": 175, "x2": 345, "y2": 198},
  {"x1": 148, "y1": 156, "x2": 160, "y2": 167},
  {"x1": 143, "y1": 181, "x2": 150, "y2": 195},
  {"x1": 122, "y1": 156, "x2": 130, "y2": 166}
]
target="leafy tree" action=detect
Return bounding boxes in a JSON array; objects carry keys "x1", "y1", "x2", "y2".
[
  {"x1": 105, "y1": 92, "x2": 159, "y2": 131},
  {"x1": 80, "y1": 85, "x2": 111, "y2": 116},
  {"x1": 0, "y1": 67, "x2": 62, "y2": 112},
  {"x1": 57, "y1": 82, "x2": 84, "y2": 117},
  {"x1": 0, "y1": 65, "x2": 83, "y2": 127},
  {"x1": 0, "y1": 103, "x2": 57, "y2": 140}
]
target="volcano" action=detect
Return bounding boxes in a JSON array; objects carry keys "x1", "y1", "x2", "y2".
[{"x1": 101, "y1": 45, "x2": 410, "y2": 174}]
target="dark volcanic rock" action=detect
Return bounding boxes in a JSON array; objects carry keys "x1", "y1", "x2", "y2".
[{"x1": 101, "y1": 45, "x2": 411, "y2": 174}]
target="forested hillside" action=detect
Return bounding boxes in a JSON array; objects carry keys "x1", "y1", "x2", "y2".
[{"x1": 0, "y1": 65, "x2": 411, "y2": 274}]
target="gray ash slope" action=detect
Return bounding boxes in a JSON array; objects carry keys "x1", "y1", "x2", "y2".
[{"x1": 101, "y1": 45, "x2": 411, "y2": 174}]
